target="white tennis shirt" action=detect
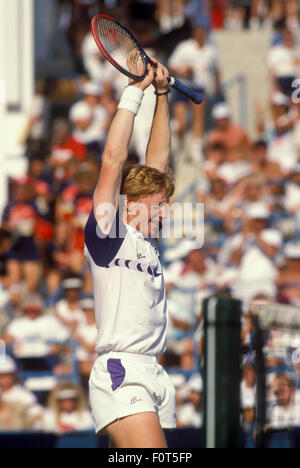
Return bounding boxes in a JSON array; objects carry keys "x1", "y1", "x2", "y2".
[{"x1": 84, "y1": 209, "x2": 168, "y2": 357}]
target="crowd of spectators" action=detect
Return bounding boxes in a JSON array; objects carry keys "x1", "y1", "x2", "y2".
[
  {"x1": 0, "y1": 0, "x2": 300, "y2": 443},
  {"x1": 209, "y1": 0, "x2": 300, "y2": 30}
]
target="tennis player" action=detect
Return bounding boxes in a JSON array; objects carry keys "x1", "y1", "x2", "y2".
[{"x1": 84, "y1": 54, "x2": 176, "y2": 448}]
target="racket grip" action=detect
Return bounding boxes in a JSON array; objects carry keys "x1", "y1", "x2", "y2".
[{"x1": 168, "y1": 77, "x2": 204, "y2": 105}]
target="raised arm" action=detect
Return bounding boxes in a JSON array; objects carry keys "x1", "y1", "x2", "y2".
[
  {"x1": 145, "y1": 60, "x2": 171, "y2": 174},
  {"x1": 93, "y1": 108, "x2": 137, "y2": 212},
  {"x1": 93, "y1": 56, "x2": 155, "y2": 220}
]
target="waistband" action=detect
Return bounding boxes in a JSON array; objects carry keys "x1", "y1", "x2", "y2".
[{"x1": 98, "y1": 351, "x2": 158, "y2": 364}]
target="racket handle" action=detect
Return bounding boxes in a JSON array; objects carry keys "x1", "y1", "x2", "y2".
[
  {"x1": 168, "y1": 77, "x2": 204, "y2": 105},
  {"x1": 148, "y1": 59, "x2": 203, "y2": 105}
]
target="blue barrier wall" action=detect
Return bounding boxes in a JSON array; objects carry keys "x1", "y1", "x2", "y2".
[{"x1": 0, "y1": 429, "x2": 202, "y2": 449}]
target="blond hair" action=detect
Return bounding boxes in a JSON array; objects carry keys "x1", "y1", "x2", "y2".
[{"x1": 121, "y1": 164, "x2": 175, "y2": 202}]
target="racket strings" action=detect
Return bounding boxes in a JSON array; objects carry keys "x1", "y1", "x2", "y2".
[{"x1": 94, "y1": 18, "x2": 146, "y2": 77}]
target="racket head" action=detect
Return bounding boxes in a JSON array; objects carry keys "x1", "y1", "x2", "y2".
[{"x1": 91, "y1": 15, "x2": 149, "y2": 81}]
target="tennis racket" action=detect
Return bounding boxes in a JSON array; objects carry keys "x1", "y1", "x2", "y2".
[{"x1": 91, "y1": 14, "x2": 204, "y2": 105}]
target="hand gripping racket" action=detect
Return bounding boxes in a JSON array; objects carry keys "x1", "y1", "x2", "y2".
[{"x1": 91, "y1": 15, "x2": 204, "y2": 105}]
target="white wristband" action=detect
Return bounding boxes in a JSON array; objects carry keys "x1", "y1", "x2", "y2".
[{"x1": 118, "y1": 86, "x2": 144, "y2": 116}]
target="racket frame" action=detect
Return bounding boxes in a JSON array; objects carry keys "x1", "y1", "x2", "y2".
[{"x1": 91, "y1": 14, "x2": 150, "y2": 82}]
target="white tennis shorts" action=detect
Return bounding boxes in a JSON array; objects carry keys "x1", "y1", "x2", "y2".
[{"x1": 89, "y1": 352, "x2": 176, "y2": 434}]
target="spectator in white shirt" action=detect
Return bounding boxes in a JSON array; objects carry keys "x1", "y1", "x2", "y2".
[
  {"x1": 0, "y1": 356, "x2": 43, "y2": 424},
  {"x1": 69, "y1": 81, "x2": 110, "y2": 154},
  {"x1": 176, "y1": 373, "x2": 202, "y2": 428},
  {"x1": 69, "y1": 102, "x2": 93, "y2": 142},
  {"x1": 81, "y1": 32, "x2": 116, "y2": 96},
  {"x1": 166, "y1": 241, "x2": 212, "y2": 337},
  {"x1": 41, "y1": 381, "x2": 93, "y2": 434},
  {"x1": 222, "y1": 203, "x2": 282, "y2": 304},
  {"x1": 268, "y1": 22, "x2": 300, "y2": 97},
  {"x1": 0, "y1": 356, "x2": 36, "y2": 408},
  {"x1": 0, "y1": 387, "x2": 32, "y2": 431},
  {"x1": 268, "y1": 373, "x2": 300, "y2": 430},
  {"x1": 168, "y1": 24, "x2": 221, "y2": 162},
  {"x1": 55, "y1": 275, "x2": 85, "y2": 333},
  {"x1": 165, "y1": 241, "x2": 221, "y2": 370},
  {"x1": 265, "y1": 92, "x2": 299, "y2": 174},
  {"x1": 2, "y1": 295, "x2": 69, "y2": 360}
]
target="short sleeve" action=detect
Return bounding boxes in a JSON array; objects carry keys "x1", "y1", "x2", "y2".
[{"x1": 84, "y1": 208, "x2": 127, "y2": 267}]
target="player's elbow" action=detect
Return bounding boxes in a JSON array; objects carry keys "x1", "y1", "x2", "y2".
[{"x1": 102, "y1": 145, "x2": 127, "y2": 167}]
